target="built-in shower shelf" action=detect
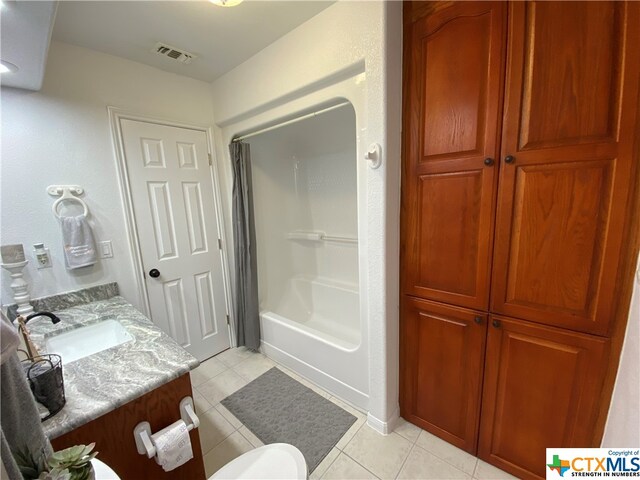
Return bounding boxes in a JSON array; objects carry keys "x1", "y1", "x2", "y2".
[{"x1": 286, "y1": 231, "x2": 357, "y2": 245}]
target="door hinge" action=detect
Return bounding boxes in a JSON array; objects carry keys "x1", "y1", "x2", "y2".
[
  {"x1": 217, "y1": 238, "x2": 222, "y2": 250},
  {"x1": 208, "y1": 153, "x2": 212, "y2": 166},
  {"x1": 226, "y1": 314, "x2": 230, "y2": 325}
]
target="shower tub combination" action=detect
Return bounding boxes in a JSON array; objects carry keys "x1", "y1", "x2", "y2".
[{"x1": 243, "y1": 101, "x2": 368, "y2": 409}]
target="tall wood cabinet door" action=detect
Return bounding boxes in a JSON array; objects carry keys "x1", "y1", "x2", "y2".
[
  {"x1": 491, "y1": 1, "x2": 640, "y2": 335},
  {"x1": 478, "y1": 316, "x2": 610, "y2": 479},
  {"x1": 400, "y1": 297, "x2": 487, "y2": 453},
  {"x1": 401, "y1": 2, "x2": 506, "y2": 311}
]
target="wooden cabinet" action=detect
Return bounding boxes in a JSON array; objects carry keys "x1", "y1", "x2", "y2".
[
  {"x1": 400, "y1": 298, "x2": 487, "y2": 453},
  {"x1": 478, "y1": 317, "x2": 609, "y2": 479},
  {"x1": 491, "y1": 1, "x2": 640, "y2": 336},
  {"x1": 400, "y1": 1, "x2": 640, "y2": 478},
  {"x1": 51, "y1": 374, "x2": 205, "y2": 480},
  {"x1": 401, "y1": 1, "x2": 505, "y2": 312}
]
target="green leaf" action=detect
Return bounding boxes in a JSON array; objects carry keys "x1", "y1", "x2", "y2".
[
  {"x1": 38, "y1": 467, "x2": 72, "y2": 480},
  {"x1": 47, "y1": 443, "x2": 98, "y2": 470}
]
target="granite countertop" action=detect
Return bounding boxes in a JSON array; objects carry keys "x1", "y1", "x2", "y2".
[{"x1": 27, "y1": 295, "x2": 199, "y2": 439}]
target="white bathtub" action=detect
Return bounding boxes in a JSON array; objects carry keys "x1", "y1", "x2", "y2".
[{"x1": 260, "y1": 276, "x2": 369, "y2": 409}]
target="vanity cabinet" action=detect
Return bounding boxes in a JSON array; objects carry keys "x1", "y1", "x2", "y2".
[
  {"x1": 51, "y1": 374, "x2": 205, "y2": 480},
  {"x1": 400, "y1": 1, "x2": 640, "y2": 478}
]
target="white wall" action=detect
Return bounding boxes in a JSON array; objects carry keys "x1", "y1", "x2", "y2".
[
  {"x1": 211, "y1": 1, "x2": 403, "y2": 431},
  {"x1": 1, "y1": 41, "x2": 216, "y2": 310},
  {"x1": 250, "y1": 104, "x2": 359, "y2": 307},
  {"x1": 602, "y1": 255, "x2": 640, "y2": 446}
]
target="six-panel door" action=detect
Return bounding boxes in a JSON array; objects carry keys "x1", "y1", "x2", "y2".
[
  {"x1": 478, "y1": 315, "x2": 609, "y2": 479},
  {"x1": 401, "y1": 1, "x2": 506, "y2": 311},
  {"x1": 490, "y1": 1, "x2": 640, "y2": 335},
  {"x1": 400, "y1": 297, "x2": 488, "y2": 453},
  {"x1": 121, "y1": 119, "x2": 231, "y2": 361}
]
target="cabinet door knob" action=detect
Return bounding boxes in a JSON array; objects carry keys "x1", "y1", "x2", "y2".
[
  {"x1": 149, "y1": 269, "x2": 161, "y2": 278},
  {"x1": 474, "y1": 316, "x2": 483, "y2": 324},
  {"x1": 504, "y1": 155, "x2": 515, "y2": 164},
  {"x1": 484, "y1": 157, "x2": 494, "y2": 166},
  {"x1": 492, "y1": 319, "x2": 501, "y2": 328}
]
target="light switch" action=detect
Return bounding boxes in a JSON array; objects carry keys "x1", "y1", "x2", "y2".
[{"x1": 99, "y1": 240, "x2": 113, "y2": 259}]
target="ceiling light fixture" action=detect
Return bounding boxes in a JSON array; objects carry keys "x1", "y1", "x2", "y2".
[
  {"x1": 209, "y1": 0, "x2": 243, "y2": 7},
  {"x1": 0, "y1": 60, "x2": 18, "y2": 74}
]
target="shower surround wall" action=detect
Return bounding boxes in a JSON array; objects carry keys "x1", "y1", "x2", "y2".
[
  {"x1": 250, "y1": 106, "x2": 359, "y2": 315},
  {"x1": 248, "y1": 105, "x2": 367, "y2": 406},
  {"x1": 211, "y1": 1, "x2": 403, "y2": 432}
]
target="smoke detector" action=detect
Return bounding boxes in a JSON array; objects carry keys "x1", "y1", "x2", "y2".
[{"x1": 153, "y1": 43, "x2": 196, "y2": 64}]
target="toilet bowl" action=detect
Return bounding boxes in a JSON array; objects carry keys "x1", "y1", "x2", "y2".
[
  {"x1": 91, "y1": 458, "x2": 121, "y2": 479},
  {"x1": 209, "y1": 443, "x2": 307, "y2": 480}
]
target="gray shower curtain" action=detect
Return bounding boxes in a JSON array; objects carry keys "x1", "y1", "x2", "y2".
[{"x1": 229, "y1": 141, "x2": 260, "y2": 351}]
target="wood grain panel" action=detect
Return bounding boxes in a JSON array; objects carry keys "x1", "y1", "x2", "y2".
[
  {"x1": 492, "y1": 1, "x2": 640, "y2": 335},
  {"x1": 404, "y1": 1, "x2": 456, "y2": 25},
  {"x1": 415, "y1": 170, "x2": 482, "y2": 297},
  {"x1": 478, "y1": 316, "x2": 609, "y2": 479},
  {"x1": 519, "y1": 2, "x2": 620, "y2": 149},
  {"x1": 500, "y1": 158, "x2": 613, "y2": 329},
  {"x1": 400, "y1": 297, "x2": 487, "y2": 453},
  {"x1": 401, "y1": 1, "x2": 506, "y2": 311},
  {"x1": 51, "y1": 374, "x2": 205, "y2": 480},
  {"x1": 421, "y1": 12, "x2": 491, "y2": 158}
]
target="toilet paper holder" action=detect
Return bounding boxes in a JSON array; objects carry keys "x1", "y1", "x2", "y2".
[{"x1": 133, "y1": 396, "x2": 200, "y2": 459}]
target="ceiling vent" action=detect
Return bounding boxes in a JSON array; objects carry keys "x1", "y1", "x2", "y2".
[{"x1": 153, "y1": 42, "x2": 196, "y2": 64}]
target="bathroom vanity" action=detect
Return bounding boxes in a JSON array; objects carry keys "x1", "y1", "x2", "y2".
[
  {"x1": 50, "y1": 374, "x2": 203, "y2": 480},
  {"x1": 24, "y1": 285, "x2": 205, "y2": 479}
]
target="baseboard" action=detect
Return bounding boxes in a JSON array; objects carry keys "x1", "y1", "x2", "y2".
[
  {"x1": 261, "y1": 340, "x2": 369, "y2": 411},
  {"x1": 367, "y1": 405, "x2": 400, "y2": 435}
]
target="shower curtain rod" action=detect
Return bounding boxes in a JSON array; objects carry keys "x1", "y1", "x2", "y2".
[{"x1": 232, "y1": 101, "x2": 351, "y2": 142}]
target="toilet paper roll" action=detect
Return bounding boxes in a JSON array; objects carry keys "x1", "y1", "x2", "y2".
[{"x1": 151, "y1": 419, "x2": 194, "y2": 472}]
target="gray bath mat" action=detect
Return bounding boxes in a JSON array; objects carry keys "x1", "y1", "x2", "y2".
[{"x1": 221, "y1": 367, "x2": 357, "y2": 473}]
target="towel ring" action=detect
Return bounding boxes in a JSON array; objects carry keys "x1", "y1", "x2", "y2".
[{"x1": 47, "y1": 185, "x2": 89, "y2": 219}]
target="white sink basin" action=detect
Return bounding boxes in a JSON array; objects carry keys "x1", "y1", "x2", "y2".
[{"x1": 45, "y1": 319, "x2": 133, "y2": 364}]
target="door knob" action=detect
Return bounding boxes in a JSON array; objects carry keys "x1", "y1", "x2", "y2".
[
  {"x1": 504, "y1": 155, "x2": 515, "y2": 164},
  {"x1": 492, "y1": 319, "x2": 501, "y2": 328},
  {"x1": 483, "y1": 157, "x2": 494, "y2": 166},
  {"x1": 474, "y1": 316, "x2": 483, "y2": 324},
  {"x1": 148, "y1": 269, "x2": 160, "y2": 278}
]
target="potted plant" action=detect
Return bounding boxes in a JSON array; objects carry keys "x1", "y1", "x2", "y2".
[
  {"x1": 15, "y1": 443, "x2": 98, "y2": 480},
  {"x1": 42, "y1": 443, "x2": 98, "y2": 480}
]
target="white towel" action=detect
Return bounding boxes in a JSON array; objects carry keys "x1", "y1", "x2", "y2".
[{"x1": 60, "y1": 215, "x2": 97, "y2": 270}]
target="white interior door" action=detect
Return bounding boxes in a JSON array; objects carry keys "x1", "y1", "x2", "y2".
[{"x1": 120, "y1": 119, "x2": 230, "y2": 361}]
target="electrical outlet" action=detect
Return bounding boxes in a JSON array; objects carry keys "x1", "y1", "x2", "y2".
[
  {"x1": 98, "y1": 240, "x2": 113, "y2": 259},
  {"x1": 33, "y1": 244, "x2": 52, "y2": 269}
]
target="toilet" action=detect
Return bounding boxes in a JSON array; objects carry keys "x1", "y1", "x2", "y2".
[
  {"x1": 95, "y1": 443, "x2": 306, "y2": 480},
  {"x1": 209, "y1": 443, "x2": 308, "y2": 480},
  {"x1": 91, "y1": 458, "x2": 121, "y2": 479}
]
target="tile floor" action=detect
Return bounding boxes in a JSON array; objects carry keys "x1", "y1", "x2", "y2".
[{"x1": 192, "y1": 348, "x2": 517, "y2": 480}]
